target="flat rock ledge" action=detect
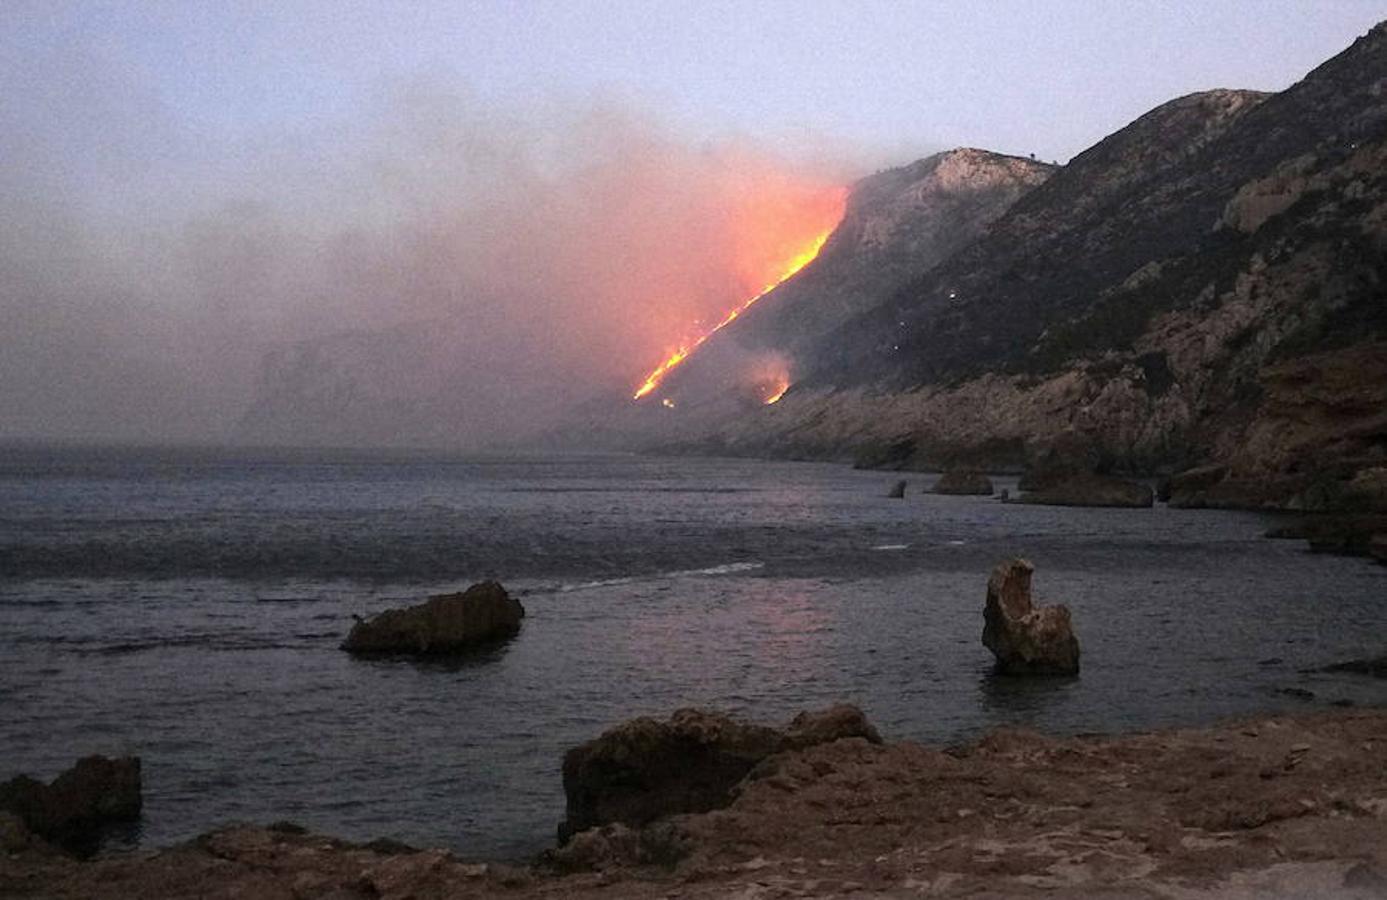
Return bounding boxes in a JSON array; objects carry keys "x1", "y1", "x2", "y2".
[
  {"x1": 982, "y1": 558, "x2": 1080, "y2": 675},
  {"x1": 1017, "y1": 473, "x2": 1154, "y2": 508},
  {"x1": 8, "y1": 710, "x2": 1387, "y2": 899},
  {"x1": 932, "y1": 470, "x2": 995, "y2": 495},
  {"x1": 342, "y1": 581, "x2": 524, "y2": 656}
]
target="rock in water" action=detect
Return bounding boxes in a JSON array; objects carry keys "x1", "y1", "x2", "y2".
[
  {"x1": 0, "y1": 755, "x2": 141, "y2": 854},
  {"x1": 558, "y1": 705, "x2": 880, "y2": 843},
  {"x1": 1017, "y1": 474, "x2": 1153, "y2": 508},
  {"x1": 933, "y1": 470, "x2": 994, "y2": 495},
  {"x1": 887, "y1": 479, "x2": 908, "y2": 498},
  {"x1": 982, "y1": 559, "x2": 1080, "y2": 675},
  {"x1": 342, "y1": 581, "x2": 524, "y2": 656}
]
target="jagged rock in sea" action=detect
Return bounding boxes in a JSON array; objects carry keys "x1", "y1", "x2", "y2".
[
  {"x1": 982, "y1": 559, "x2": 1080, "y2": 675},
  {"x1": 658, "y1": 25, "x2": 1387, "y2": 511},
  {"x1": 932, "y1": 470, "x2": 994, "y2": 495},
  {"x1": 341, "y1": 581, "x2": 524, "y2": 657},
  {"x1": 887, "y1": 479, "x2": 907, "y2": 498},
  {"x1": 1017, "y1": 473, "x2": 1154, "y2": 508},
  {"x1": 0, "y1": 756, "x2": 142, "y2": 855},
  {"x1": 558, "y1": 705, "x2": 880, "y2": 843}
]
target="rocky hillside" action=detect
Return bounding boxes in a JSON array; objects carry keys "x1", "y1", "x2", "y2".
[
  {"x1": 599, "y1": 149, "x2": 1053, "y2": 439},
  {"x1": 681, "y1": 148, "x2": 1053, "y2": 365},
  {"x1": 667, "y1": 22, "x2": 1387, "y2": 510}
]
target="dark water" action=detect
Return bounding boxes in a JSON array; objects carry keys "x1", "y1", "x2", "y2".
[{"x1": 2, "y1": 445, "x2": 1385, "y2": 860}]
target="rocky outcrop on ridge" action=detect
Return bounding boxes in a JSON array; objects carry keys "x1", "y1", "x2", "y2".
[
  {"x1": 558, "y1": 705, "x2": 880, "y2": 842},
  {"x1": 342, "y1": 581, "x2": 524, "y2": 656},
  {"x1": 982, "y1": 558, "x2": 1081, "y2": 675},
  {"x1": 0, "y1": 756, "x2": 141, "y2": 855}
]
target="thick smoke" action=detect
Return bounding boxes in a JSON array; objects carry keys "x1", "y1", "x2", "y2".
[{"x1": 0, "y1": 50, "x2": 851, "y2": 447}]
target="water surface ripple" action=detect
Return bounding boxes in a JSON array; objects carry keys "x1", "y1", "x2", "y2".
[{"x1": 1, "y1": 446, "x2": 1385, "y2": 859}]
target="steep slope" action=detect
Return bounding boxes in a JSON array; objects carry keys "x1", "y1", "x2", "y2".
[
  {"x1": 624, "y1": 149, "x2": 1053, "y2": 419},
  {"x1": 683, "y1": 23, "x2": 1387, "y2": 508}
]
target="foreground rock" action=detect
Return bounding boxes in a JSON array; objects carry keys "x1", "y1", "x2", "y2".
[
  {"x1": 982, "y1": 558, "x2": 1080, "y2": 675},
  {"x1": 9, "y1": 710, "x2": 1387, "y2": 899},
  {"x1": 342, "y1": 581, "x2": 524, "y2": 656},
  {"x1": 558, "y1": 705, "x2": 880, "y2": 842},
  {"x1": 0, "y1": 756, "x2": 141, "y2": 855},
  {"x1": 1017, "y1": 473, "x2": 1154, "y2": 508},
  {"x1": 932, "y1": 470, "x2": 994, "y2": 495}
]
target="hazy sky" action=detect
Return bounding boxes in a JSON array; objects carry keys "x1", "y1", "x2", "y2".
[
  {"x1": 1, "y1": 2, "x2": 1382, "y2": 445},
  {"x1": 7, "y1": 1, "x2": 1381, "y2": 163}
]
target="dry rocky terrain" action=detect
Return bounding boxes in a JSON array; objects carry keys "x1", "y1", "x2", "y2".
[{"x1": 5, "y1": 708, "x2": 1387, "y2": 899}]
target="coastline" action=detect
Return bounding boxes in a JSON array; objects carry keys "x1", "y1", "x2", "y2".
[{"x1": 6, "y1": 706, "x2": 1387, "y2": 899}]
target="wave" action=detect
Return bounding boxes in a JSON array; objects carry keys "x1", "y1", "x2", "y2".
[{"x1": 553, "y1": 560, "x2": 764, "y2": 593}]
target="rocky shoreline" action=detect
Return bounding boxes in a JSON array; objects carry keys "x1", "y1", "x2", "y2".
[{"x1": 5, "y1": 707, "x2": 1387, "y2": 899}]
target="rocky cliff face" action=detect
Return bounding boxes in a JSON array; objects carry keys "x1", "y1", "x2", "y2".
[{"x1": 662, "y1": 23, "x2": 1387, "y2": 508}]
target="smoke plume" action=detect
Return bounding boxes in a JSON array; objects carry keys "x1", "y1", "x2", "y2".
[{"x1": 0, "y1": 47, "x2": 852, "y2": 447}]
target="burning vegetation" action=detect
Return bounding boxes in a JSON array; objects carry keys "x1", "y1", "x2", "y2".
[{"x1": 632, "y1": 187, "x2": 846, "y2": 401}]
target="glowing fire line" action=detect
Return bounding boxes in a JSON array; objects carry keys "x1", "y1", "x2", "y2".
[{"x1": 633, "y1": 229, "x2": 834, "y2": 400}]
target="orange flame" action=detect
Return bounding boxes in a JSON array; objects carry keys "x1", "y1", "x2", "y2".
[
  {"x1": 632, "y1": 205, "x2": 842, "y2": 401},
  {"x1": 763, "y1": 378, "x2": 790, "y2": 404}
]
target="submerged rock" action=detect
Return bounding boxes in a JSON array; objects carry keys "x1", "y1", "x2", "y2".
[
  {"x1": 1317, "y1": 656, "x2": 1387, "y2": 678},
  {"x1": 558, "y1": 704, "x2": 880, "y2": 843},
  {"x1": 0, "y1": 755, "x2": 141, "y2": 854},
  {"x1": 887, "y1": 479, "x2": 908, "y2": 498},
  {"x1": 982, "y1": 558, "x2": 1080, "y2": 675},
  {"x1": 933, "y1": 470, "x2": 994, "y2": 495},
  {"x1": 342, "y1": 581, "x2": 524, "y2": 657},
  {"x1": 1017, "y1": 473, "x2": 1153, "y2": 508}
]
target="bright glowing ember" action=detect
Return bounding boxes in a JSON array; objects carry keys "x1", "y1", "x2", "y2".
[{"x1": 632, "y1": 191, "x2": 845, "y2": 400}]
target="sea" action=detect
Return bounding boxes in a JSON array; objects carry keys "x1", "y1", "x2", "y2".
[{"x1": 2, "y1": 444, "x2": 1385, "y2": 861}]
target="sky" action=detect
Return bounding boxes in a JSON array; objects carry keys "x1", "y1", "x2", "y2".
[{"x1": 1, "y1": 1, "x2": 1382, "y2": 445}]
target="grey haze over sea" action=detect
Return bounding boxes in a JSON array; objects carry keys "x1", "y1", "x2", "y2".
[{"x1": 2, "y1": 445, "x2": 1385, "y2": 860}]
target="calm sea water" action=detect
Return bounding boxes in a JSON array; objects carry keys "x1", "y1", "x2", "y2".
[{"x1": 2, "y1": 445, "x2": 1385, "y2": 860}]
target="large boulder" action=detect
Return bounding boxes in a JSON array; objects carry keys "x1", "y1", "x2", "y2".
[
  {"x1": 558, "y1": 705, "x2": 880, "y2": 843},
  {"x1": 933, "y1": 470, "x2": 994, "y2": 495},
  {"x1": 1017, "y1": 473, "x2": 1153, "y2": 508},
  {"x1": 0, "y1": 755, "x2": 141, "y2": 854},
  {"x1": 342, "y1": 581, "x2": 524, "y2": 656},
  {"x1": 982, "y1": 559, "x2": 1080, "y2": 675}
]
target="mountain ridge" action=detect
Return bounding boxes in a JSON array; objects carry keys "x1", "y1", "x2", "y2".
[{"x1": 651, "y1": 22, "x2": 1387, "y2": 510}]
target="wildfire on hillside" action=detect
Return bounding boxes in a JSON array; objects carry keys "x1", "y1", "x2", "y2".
[
  {"x1": 763, "y1": 378, "x2": 790, "y2": 404},
  {"x1": 632, "y1": 188, "x2": 846, "y2": 401}
]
